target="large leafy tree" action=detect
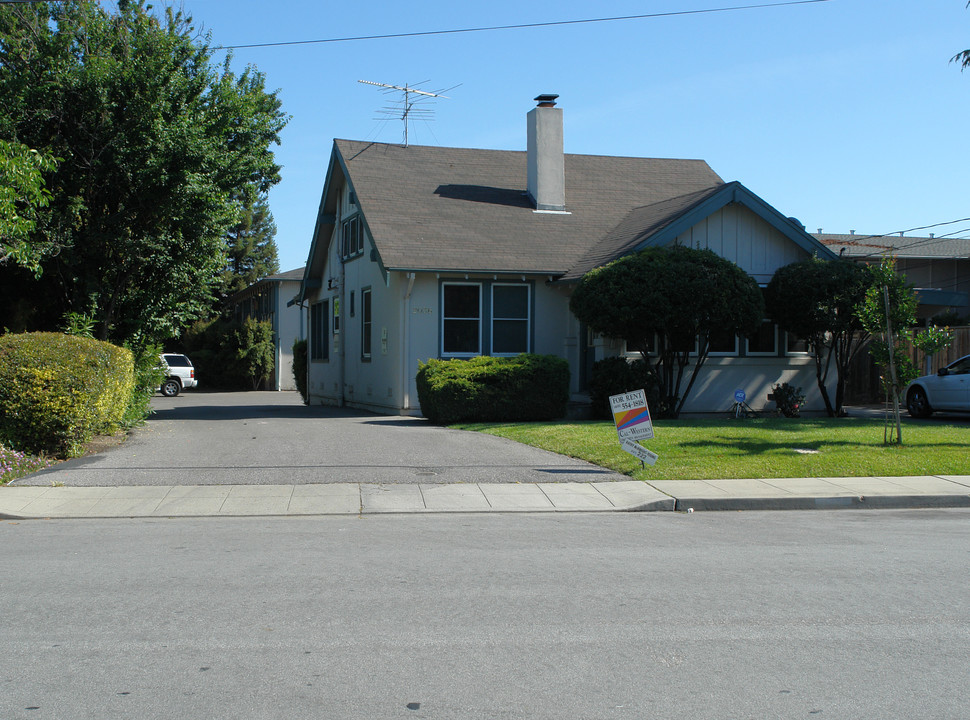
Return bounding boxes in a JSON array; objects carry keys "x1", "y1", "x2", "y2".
[
  {"x1": 570, "y1": 245, "x2": 764, "y2": 418},
  {"x1": 0, "y1": 0, "x2": 288, "y2": 343},
  {"x1": 0, "y1": 139, "x2": 56, "y2": 274},
  {"x1": 765, "y1": 257, "x2": 871, "y2": 417}
]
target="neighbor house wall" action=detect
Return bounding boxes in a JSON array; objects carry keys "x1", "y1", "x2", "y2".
[{"x1": 273, "y1": 279, "x2": 304, "y2": 391}]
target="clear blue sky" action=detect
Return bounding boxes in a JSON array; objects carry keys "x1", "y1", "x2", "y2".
[{"x1": 175, "y1": 0, "x2": 970, "y2": 272}]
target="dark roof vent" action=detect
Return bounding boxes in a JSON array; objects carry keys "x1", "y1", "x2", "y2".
[{"x1": 534, "y1": 94, "x2": 559, "y2": 108}]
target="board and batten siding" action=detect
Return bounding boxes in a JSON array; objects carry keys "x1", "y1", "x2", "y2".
[{"x1": 672, "y1": 203, "x2": 809, "y2": 283}]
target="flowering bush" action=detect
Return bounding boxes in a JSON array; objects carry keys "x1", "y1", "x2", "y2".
[
  {"x1": 772, "y1": 382, "x2": 805, "y2": 418},
  {"x1": 0, "y1": 442, "x2": 54, "y2": 484}
]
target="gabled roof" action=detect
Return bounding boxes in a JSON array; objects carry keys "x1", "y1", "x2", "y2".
[
  {"x1": 815, "y1": 233, "x2": 970, "y2": 260},
  {"x1": 560, "y1": 182, "x2": 836, "y2": 280},
  {"x1": 302, "y1": 139, "x2": 725, "y2": 284}
]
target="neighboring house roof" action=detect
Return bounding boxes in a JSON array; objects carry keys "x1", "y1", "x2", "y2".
[
  {"x1": 230, "y1": 266, "x2": 306, "y2": 305},
  {"x1": 264, "y1": 267, "x2": 307, "y2": 282},
  {"x1": 815, "y1": 233, "x2": 970, "y2": 260}
]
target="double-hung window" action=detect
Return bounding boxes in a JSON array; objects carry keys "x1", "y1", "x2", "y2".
[
  {"x1": 441, "y1": 281, "x2": 531, "y2": 357},
  {"x1": 442, "y1": 283, "x2": 482, "y2": 356},
  {"x1": 490, "y1": 284, "x2": 530, "y2": 355}
]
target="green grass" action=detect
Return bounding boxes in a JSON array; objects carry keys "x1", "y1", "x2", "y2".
[{"x1": 454, "y1": 417, "x2": 970, "y2": 480}]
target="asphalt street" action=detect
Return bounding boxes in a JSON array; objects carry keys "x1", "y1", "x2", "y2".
[
  {"x1": 2, "y1": 511, "x2": 969, "y2": 719},
  {"x1": 18, "y1": 391, "x2": 627, "y2": 486}
]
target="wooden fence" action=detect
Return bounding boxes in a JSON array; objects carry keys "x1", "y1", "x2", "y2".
[{"x1": 845, "y1": 326, "x2": 970, "y2": 404}]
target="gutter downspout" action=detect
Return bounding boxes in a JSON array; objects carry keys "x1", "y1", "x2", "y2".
[{"x1": 402, "y1": 272, "x2": 416, "y2": 411}]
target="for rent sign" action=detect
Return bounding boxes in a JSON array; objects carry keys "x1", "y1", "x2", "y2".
[{"x1": 609, "y1": 389, "x2": 658, "y2": 466}]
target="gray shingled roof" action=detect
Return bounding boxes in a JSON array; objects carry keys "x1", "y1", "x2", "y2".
[
  {"x1": 559, "y1": 185, "x2": 727, "y2": 281},
  {"x1": 265, "y1": 267, "x2": 306, "y2": 282},
  {"x1": 334, "y1": 139, "x2": 723, "y2": 275},
  {"x1": 815, "y1": 233, "x2": 970, "y2": 259}
]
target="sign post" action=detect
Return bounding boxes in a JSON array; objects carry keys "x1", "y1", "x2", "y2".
[{"x1": 609, "y1": 389, "x2": 658, "y2": 467}]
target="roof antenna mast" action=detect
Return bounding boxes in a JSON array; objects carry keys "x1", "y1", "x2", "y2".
[{"x1": 358, "y1": 79, "x2": 455, "y2": 147}]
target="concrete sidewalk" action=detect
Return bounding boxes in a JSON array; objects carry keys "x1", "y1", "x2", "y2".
[{"x1": 2, "y1": 476, "x2": 969, "y2": 519}]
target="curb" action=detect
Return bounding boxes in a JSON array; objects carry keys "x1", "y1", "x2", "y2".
[{"x1": 672, "y1": 494, "x2": 970, "y2": 512}]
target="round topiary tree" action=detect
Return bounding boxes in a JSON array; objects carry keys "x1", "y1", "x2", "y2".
[
  {"x1": 570, "y1": 245, "x2": 764, "y2": 418},
  {"x1": 764, "y1": 257, "x2": 871, "y2": 417}
]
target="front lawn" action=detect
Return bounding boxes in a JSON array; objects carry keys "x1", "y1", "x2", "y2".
[{"x1": 455, "y1": 417, "x2": 970, "y2": 480}]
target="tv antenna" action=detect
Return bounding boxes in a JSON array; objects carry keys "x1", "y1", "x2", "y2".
[{"x1": 358, "y1": 79, "x2": 457, "y2": 147}]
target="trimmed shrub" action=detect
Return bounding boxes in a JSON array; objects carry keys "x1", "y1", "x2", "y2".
[
  {"x1": 292, "y1": 338, "x2": 308, "y2": 404},
  {"x1": 416, "y1": 354, "x2": 569, "y2": 424},
  {"x1": 0, "y1": 332, "x2": 134, "y2": 457},
  {"x1": 588, "y1": 356, "x2": 660, "y2": 419}
]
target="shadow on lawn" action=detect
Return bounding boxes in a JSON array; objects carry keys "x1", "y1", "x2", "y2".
[{"x1": 677, "y1": 435, "x2": 970, "y2": 455}]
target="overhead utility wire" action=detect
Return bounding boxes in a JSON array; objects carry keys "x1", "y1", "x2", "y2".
[
  {"x1": 826, "y1": 217, "x2": 970, "y2": 260},
  {"x1": 215, "y1": 0, "x2": 833, "y2": 50}
]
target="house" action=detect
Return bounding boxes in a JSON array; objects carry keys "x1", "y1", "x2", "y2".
[
  {"x1": 230, "y1": 267, "x2": 306, "y2": 391},
  {"x1": 814, "y1": 232, "x2": 970, "y2": 322},
  {"x1": 298, "y1": 95, "x2": 838, "y2": 416}
]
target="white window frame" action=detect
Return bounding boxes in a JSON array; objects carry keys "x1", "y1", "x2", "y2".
[{"x1": 441, "y1": 282, "x2": 482, "y2": 357}]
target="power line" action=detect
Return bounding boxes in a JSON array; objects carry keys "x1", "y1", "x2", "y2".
[
  {"x1": 822, "y1": 217, "x2": 970, "y2": 261},
  {"x1": 214, "y1": 0, "x2": 833, "y2": 51}
]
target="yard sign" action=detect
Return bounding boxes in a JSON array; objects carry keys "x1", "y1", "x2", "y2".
[{"x1": 609, "y1": 389, "x2": 658, "y2": 466}]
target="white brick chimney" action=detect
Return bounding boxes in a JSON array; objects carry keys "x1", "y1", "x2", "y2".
[{"x1": 527, "y1": 94, "x2": 565, "y2": 212}]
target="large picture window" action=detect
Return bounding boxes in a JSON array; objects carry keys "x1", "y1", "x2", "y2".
[
  {"x1": 491, "y1": 284, "x2": 530, "y2": 355},
  {"x1": 441, "y1": 281, "x2": 532, "y2": 357},
  {"x1": 310, "y1": 300, "x2": 329, "y2": 361},
  {"x1": 442, "y1": 283, "x2": 481, "y2": 355}
]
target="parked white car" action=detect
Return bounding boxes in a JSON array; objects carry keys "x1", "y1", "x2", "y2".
[
  {"x1": 159, "y1": 353, "x2": 198, "y2": 397},
  {"x1": 905, "y1": 354, "x2": 970, "y2": 418}
]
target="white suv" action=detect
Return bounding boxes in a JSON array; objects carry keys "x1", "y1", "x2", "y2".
[{"x1": 159, "y1": 353, "x2": 198, "y2": 397}]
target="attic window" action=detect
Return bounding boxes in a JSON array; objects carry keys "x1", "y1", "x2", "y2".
[{"x1": 341, "y1": 216, "x2": 364, "y2": 259}]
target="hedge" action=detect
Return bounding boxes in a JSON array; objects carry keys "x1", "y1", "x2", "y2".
[
  {"x1": 0, "y1": 332, "x2": 134, "y2": 458},
  {"x1": 416, "y1": 354, "x2": 569, "y2": 424}
]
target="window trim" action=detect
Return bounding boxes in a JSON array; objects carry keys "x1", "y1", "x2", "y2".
[
  {"x1": 439, "y1": 279, "x2": 534, "y2": 358},
  {"x1": 441, "y1": 281, "x2": 483, "y2": 357}
]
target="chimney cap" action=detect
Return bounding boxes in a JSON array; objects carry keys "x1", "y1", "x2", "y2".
[{"x1": 534, "y1": 94, "x2": 559, "y2": 107}]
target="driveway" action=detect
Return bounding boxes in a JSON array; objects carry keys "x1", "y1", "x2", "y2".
[{"x1": 18, "y1": 391, "x2": 628, "y2": 487}]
